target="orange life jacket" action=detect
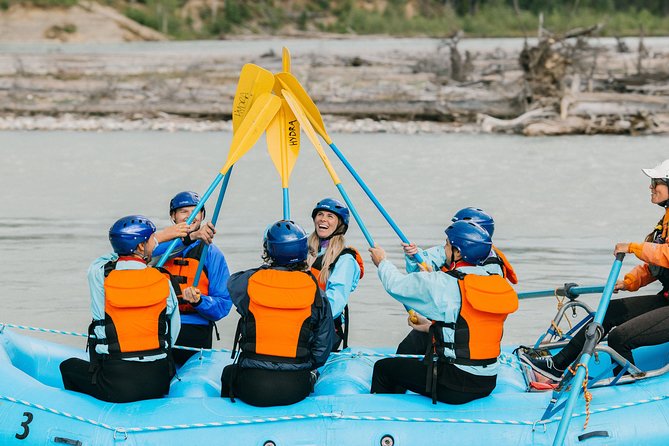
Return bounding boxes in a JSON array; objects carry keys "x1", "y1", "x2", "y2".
[
  {"x1": 646, "y1": 211, "x2": 669, "y2": 293},
  {"x1": 162, "y1": 243, "x2": 209, "y2": 314},
  {"x1": 101, "y1": 266, "x2": 170, "y2": 358},
  {"x1": 236, "y1": 268, "x2": 321, "y2": 363},
  {"x1": 310, "y1": 247, "x2": 364, "y2": 291},
  {"x1": 481, "y1": 246, "x2": 518, "y2": 284},
  {"x1": 430, "y1": 270, "x2": 518, "y2": 365}
]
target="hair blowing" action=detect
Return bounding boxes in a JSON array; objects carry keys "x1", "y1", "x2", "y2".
[{"x1": 307, "y1": 232, "x2": 345, "y2": 284}]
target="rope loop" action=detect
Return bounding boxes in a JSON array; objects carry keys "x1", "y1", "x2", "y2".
[{"x1": 567, "y1": 362, "x2": 592, "y2": 429}]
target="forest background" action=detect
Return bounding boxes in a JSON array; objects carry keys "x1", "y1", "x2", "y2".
[{"x1": 3, "y1": 0, "x2": 669, "y2": 40}]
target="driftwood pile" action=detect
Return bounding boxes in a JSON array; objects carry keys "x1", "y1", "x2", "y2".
[{"x1": 0, "y1": 30, "x2": 668, "y2": 135}]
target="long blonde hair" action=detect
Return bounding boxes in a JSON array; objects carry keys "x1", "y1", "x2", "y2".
[{"x1": 308, "y1": 232, "x2": 345, "y2": 285}]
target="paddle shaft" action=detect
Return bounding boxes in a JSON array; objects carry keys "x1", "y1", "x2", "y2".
[
  {"x1": 552, "y1": 253, "x2": 625, "y2": 446},
  {"x1": 281, "y1": 89, "x2": 375, "y2": 247},
  {"x1": 193, "y1": 167, "x2": 233, "y2": 287},
  {"x1": 327, "y1": 141, "x2": 428, "y2": 268},
  {"x1": 518, "y1": 285, "x2": 604, "y2": 300},
  {"x1": 156, "y1": 173, "x2": 225, "y2": 268}
]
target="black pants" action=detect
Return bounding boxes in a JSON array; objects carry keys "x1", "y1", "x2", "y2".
[
  {"x1": 396, "y1": 329, "x2": 430, "y2": 355},
  {"x1": 554, "y1": 293, "x2": 669, "y2": 370},
  {"x1": 60, "y1": 357, "x2": 171, "y2": 403},
  {"x1": 220, "y1": 365, "x2": 312, "y2": 407},
  {"x1": 173, "y1": 323, "x2": 213, "y2": 366},
  {"x1": 371, "y1": 357, "x2": 495, "y2": 405}
]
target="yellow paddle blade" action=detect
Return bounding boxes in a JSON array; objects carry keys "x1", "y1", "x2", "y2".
[
  {"x1": 282, "y1": 89, "x2": 341, "y2": 185},
  {"x1": 266, "y1": 99, "x2": 300, "y2": 188},
  {"x1": 232, "y1": 64, "x2": 275, "y2": 133},
  {"x1": 282, "y1": 47, "x2": 291, "y2": 73},
  {"x1": 220, "y1": 92, "x2": 281, "y2": 175},
  {"x1": 276, "y1": 72, "x2": 332, "y2": 145},
  {"x1": 273, "y1": 47, "x2": 293, "y2": 95}
]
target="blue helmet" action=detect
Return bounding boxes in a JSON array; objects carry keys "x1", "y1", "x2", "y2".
[
  {"x1": 109, "y1": 215, "x2": 156, "y2": 255},
  {"x1": 264, "y1": 220, "x2": 308, "y2": 265},
  {"x1": 444, "y1": 220, "x2": 492, "y2": 265},
  {"x1": 169, "y1": 191, "x2": 205, "y2": 216},
  {"x1": 311, "y1": 198, "x2": 350, "y2": 228},
  {"x1": 451, "y1": 207, "x2": 494, "y2": 237}
]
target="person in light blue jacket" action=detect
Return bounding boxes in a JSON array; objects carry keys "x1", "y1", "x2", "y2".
[
  {"x1": 398, "y1": 207, "x2": 516, "y2": 355},
  {"x1": 307, "y1": 198, "x2": 363, "y2": 350},
  {"x1": 369, "y1": 220, "x2": 518, "y2": 404},
  {"x1": 60, "y1": 216, "x2": 181, "y2": 403}
]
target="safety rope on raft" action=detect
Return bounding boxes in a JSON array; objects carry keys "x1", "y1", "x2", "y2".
[
  {"x1": 0, "y1": 323, "x2": 521, "y2": 368},
  {"x1": 2, "y1": 393, "x2": 669, "y2": 438}
]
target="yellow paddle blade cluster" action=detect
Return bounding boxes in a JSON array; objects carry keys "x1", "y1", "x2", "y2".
[
  {"x1": 282, "y1": 89, "x2": 341, "y2": 185},
  {"x1": 275, "y1": 72, "x2": 332, "y2": 145},
  {"x1": 232, "y1": 64, "x2": 275, "y2": 133},
  {"x1": 221, "y1": 92, "x2": 281, "y2": 175},
  {"x1": 266, "y1": 99, "x2": 300, "y2": 187}
]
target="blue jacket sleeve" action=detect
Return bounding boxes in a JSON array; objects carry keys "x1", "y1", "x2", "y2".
[
  {"x1": 152, "y1": 238, "x2": 187, "y2": 259},
  {"x1": 325, "y1": 253, "x2": 361, "y2": 318},
  {"x1": 191, "y1": 244, "x2": 233, "y2": 321},
  {"x1": 404, "y1": 245, "x2": 446, "y2": 273},
  {"x1": 311, "y1": 292, "x2": 334, "y2": 369}
]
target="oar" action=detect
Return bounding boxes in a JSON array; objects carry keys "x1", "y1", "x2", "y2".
[
  {"x1": 157, "y1": 92, "x2": 281, "y2": 268},
  {"x1": 191, "y1": 64, "x2": 275, "y2": 286},
  {"x1": 266, "y1": 99, "x2": 300, "y2": 220},
  {"x1": 267, "y1": 48, "x2": 300, "y2": 220},
  {"x1": 282, "y1": 88, "x2": 374, "y2": 247},
  {"x1": 552, "y1": 253, "x2": 625, "y2": 446},
  {"x1": 518, "y1": 285, "x2": 605, "y2": 300},
  {"x1": 276, "y1": 72, "x2": 428, "y2": 269}
]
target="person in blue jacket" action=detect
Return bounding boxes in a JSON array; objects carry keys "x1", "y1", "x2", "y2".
[
  {"x1": 221, "y1": 220, "x2": 334, "y2": 407},
  {"x1": 307, "y1": 198, "x2": 363, "y2": 350},
  {"x1": 369, "y1": 220, "x2": 518, "y2": 404},
  {"x1": 153, "y1": 191, "x2": 233, "y2": 366},
  {"x1": 60, "y1": 215, "x2": 181, "y2": 403}
]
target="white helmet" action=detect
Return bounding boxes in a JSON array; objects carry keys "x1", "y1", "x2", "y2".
[{"x1": 642, "y1": 159, "x2": 669, "y2": 179}]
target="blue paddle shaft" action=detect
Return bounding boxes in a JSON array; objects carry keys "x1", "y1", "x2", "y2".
[
  {"x1": 328, "y1": 142, "x2": 425, "y2": 265},
  {"x1": 156, "y1": 173, "x2": 224, "y2": 268},
  {"x1": 552, "y1": 253, "x2": 625, "y2": 446},
  {"x1": 193, "y1": 168, "x2": 233, "y2": 288},
  {"x1": 335, "y1": 183, "x2": 374, "y2": 247},
  {"x1": 518, "y1": 285, "x2": 605, "y2": 299},
  {"x1": 282, "y1": 188, "x2": 290, "y2": 220}
]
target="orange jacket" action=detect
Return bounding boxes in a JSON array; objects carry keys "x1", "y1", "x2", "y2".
[
  {"x1": 623, "y1": 209, "x2": 669, "y2": 292},
  {"x1": 162, "y1": 243, "x2": 209, "y2": 313},
  {"x1": 432, "y1": 270, "x2": 518, "y2": 365},
  {"x1": 103, "y1": 267, "x2": 169, "y2": 357}
]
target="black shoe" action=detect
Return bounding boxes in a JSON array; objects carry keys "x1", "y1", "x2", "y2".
[{"x1": 519, "y1": 351, "x2": 564, "y2": 381}]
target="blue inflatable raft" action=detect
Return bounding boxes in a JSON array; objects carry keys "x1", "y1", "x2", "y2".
[{"x1": 1, "y1": 322, "x2": 669, "y2": 446}]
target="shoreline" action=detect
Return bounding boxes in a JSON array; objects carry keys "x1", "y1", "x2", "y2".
[
  {"x1": 1, "y1": 36, "x2": 668, "y2": 136},
  {"x1": 0, "y1": 113, "x2": 479, "y2": 133}
]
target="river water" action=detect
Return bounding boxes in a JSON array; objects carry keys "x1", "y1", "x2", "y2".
[{"x1": 1, "y1": 130, "x2": 666, "y2": 349}]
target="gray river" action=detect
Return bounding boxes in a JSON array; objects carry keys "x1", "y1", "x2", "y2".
[{"x1": 0, "y1": 130, "x2": 666, "y2": 349}]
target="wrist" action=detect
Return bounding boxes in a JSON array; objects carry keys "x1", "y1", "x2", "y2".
[{"x1": 182, "y1": 232, "x2": 195, "y2": 246}]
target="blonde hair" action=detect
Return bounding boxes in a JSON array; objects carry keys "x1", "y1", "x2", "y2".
[{"x1": 307, "y1": 232, "x2": 346, "y2": 284}]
